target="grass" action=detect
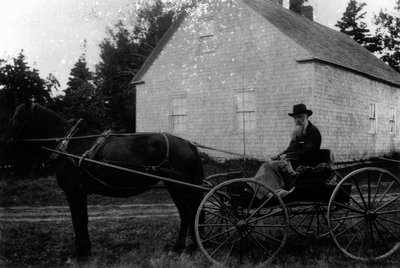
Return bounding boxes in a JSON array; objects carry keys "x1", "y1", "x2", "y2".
[
  {"x1": 1, "y1": 218, "x2": 399, "y2": 267},
  {"x1": 0, "y1": 156, "x2": 400, "y2": 267}
]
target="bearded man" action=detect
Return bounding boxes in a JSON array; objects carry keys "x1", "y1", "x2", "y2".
[
  {"x1": 273, "y1": 103, "x2": 322, "y2": 169},
  {"x1": 252, "y1": 104, "x2": 321, "y2": 195}
]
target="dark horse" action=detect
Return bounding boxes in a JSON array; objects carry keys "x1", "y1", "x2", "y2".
[{"x1": 2, "y1": 103, "x2": 205, "y2": 261}]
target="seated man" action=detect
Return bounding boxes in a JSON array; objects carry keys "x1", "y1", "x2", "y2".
[{"x1": 253, "y1": 104, "x2": 322, "y2": 197}]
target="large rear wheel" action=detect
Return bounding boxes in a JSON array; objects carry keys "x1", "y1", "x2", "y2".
[
  {"x1": 328, "y1": 167, "x2": 400, "y2": 261},
  {"x1": 195, "y1": 178, "x2": 289, "y2": 267}
]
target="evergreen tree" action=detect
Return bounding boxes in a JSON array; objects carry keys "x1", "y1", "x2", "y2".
[
  {"x1": 58, "y1": 53, "x2": 106, "y2": 129},
  {"x1": 336, "y1": 0, "x2": 379, "y2": 52},
  {"x1": 0, "y1": 51, "x2": 57, "y2": 133},
  {"x1": 372, "y1": 2, "x2": 400, "y2": 73},
  {"x1": 95, "y1": 0, "x2": 180, "y2": 132}
]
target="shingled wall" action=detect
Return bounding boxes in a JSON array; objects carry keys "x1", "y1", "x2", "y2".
[{"x1": 135, "y1": 0, "x2": 400, "y2": 162}]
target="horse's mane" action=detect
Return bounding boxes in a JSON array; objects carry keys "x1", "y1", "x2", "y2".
[{"x1": 33, "y1": 104, "x2": 66, "y2": 123}]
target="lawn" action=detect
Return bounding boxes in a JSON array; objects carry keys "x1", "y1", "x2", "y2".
[{"x1": 1, "y1": 156, "x2": 399, "y2": 267}]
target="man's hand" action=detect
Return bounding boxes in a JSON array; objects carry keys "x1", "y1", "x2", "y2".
[{"x1": 271, "y1": 154, "x2": 286, "y2": 161}]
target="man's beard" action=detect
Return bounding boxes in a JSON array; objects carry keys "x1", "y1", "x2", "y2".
[{"x1": 292, "y1": 124, "x2": 305, "y2": 140}]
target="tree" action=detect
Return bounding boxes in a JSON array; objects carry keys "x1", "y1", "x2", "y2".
[
  {"x1": 95, "y1": 0, "x2": 180, "y2": 131},
  {"x1": 0, "y1": 51, "x2": 58, "y2": 134},
  {"x1": 55, "y1": 53, "x2": 106, "y2": 129},
  {"x1": 372, "y1": 2, "x2": 400, "y2": 72},
  {"x1": 289, "y1": 0, "x2": 308, "y2": 14},
  {"x1": 336, "y1": 0, "x2": 379, "y2": 52}
]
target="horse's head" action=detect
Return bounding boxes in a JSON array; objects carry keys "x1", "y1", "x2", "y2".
[
  {"x1": 1, "y1": 102, "x2": 69, "y2": 172},
  {"x1": 2, "y1": 103, "x2": 36, "y2": 143}
]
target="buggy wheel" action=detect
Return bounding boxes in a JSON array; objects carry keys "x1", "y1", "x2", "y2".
[
  {"x1": 195, "y1": 178, "x2": 289, "y2": 267},
  {"x1": 288, "y1": 202, "x2": 330, "y2": 238},
  {"x1": 328, "y1": 167, "x2": 400, "y2": 261}
]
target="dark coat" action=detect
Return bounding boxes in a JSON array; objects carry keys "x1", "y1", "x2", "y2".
[{"x1": 283, "y1": 121, "x2": 321, "y2": 168}]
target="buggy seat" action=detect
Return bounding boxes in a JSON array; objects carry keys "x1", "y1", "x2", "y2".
[
  {"x1": 294, "y1": 149, "x2": 334, "y2": 183},
  {"x1": 284, "y1": 149, "x2": 340, "y2": 203}
]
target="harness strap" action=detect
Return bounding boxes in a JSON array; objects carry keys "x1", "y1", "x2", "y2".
[
  {"x1": 144, "y1": 133, "x2": 173, "y2": 172},
  {"x1": 78, "y1": 130, "x2": 112, "y2": 167},
  {"x1": 49, "y1": 118, "x2": 83, "y2": 162}
]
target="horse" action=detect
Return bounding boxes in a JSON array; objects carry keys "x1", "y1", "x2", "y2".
[{"x1": 2, "y1": 102, "x2": 205, "y2": 262}]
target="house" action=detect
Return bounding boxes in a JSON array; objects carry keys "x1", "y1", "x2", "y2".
[{"x1": 131, "y1": 0, "x2": 400, "y2": 162}]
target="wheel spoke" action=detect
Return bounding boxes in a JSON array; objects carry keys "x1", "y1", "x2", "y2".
[
  {"x1": 305, "y1": 208, "x2": 316, "y2": 235},
  {"x1": 344, "y1": 220, "x2": 365, "y2": 250},
  {"x1": 203, "y1": 212, "x2": 222, "y2": 239},
  {"x1": 377, "y1": 216, "x2": 400, "y2": 226},
  {"x1": 336, "y1": 218, "x2": 365, "y2": 238},
  {"x1": 371, "y1": 172, "x2": 383, "y2": 206},
  {"x1": 199, "y1": 223, "x2": 237, "y2": 227},
  {"x1": 352, "y1": 177, "x2": 368, "y2": 209},
  {"x1": 372, "y1": 220, "x2": 391, "y2": 251},
  {"x1": 332, "y1": 201, "x2": 364, "y2": 214},
  {"x1": 375, "y1": 181, "x2": 395, "y2": 209},
  {"x1": 367, "y1": 174, "x2": 372, "y2": 209},
  {"x1": 357, "y1": 222, "x2": 368, "y2": 257},
  {"x1": 202, "y1": 226, "x2": 237, "y2": 244},
  {"x1": 246, "y1": 184, "x2": 260, "y2": 218},
  {"x1": 292, "y1": 212, "x2": 311, "y2": 231},
  {"x1": 369, "y1": 221, "x2": 375, "y2": 249},
  {"x1": 210, "y1": 195, "x2": 238, "y2": 220},
  {"x1": 247, "y1": 208, "x2": 283, "y2": 224},
  {"x1": 374, "y1": 196, "x2": 400, "y2": 212},
  {"x1": 376, "y1": 209, "x2": 400, "y2": 216},
  {"x1": 246, "y1": 194, "x2": 274, "y2": 221},
  {"x1": 330, "y1": 213, "x2": 364, "y2": 222},
  {"x1": 223, "y1": 232, "x2": 239, "y2": 266},
  {"x1": 204, "y1": 209, "x2": 236, "y2": 224},
  {"x1": 374, "y1": 219, "x2": 400, "y2": 242},
  {"x1": 209, "y1": 229, "x2": 238, "y2": 257},
  {"x1": 249, "y1": 232, "x2": 272, "y2": 257},
  {"x1": 251, "y1": 227, "x2": 283, "y2": 244}
]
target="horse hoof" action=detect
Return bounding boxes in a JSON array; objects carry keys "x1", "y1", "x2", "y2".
[
  {"x1": 184, "y1": 243, "x2": 198, "y2": 255},
  {"x1": 66, "y1": 257, "x2": 78, "y2": 265}
]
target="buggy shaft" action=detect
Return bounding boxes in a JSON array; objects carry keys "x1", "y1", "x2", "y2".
[{"x1": 41, "y1": 147, "x2": 211, "y2": 192}]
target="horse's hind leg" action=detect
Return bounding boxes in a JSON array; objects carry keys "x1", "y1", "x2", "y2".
[
  {"x1": 168, "y1": 185, "x2": 191, "y2": 252},
  {"x1": 187, "y1": 189, "x2": 203, "y2": 252},
  {"x1": 65, "y1": 187, "x2": 91, "y2": 261}
]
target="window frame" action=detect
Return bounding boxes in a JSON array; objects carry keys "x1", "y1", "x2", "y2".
[
  {"x1": 170, "y1": 94, "x2": 187, "y2": 133},
  {"x1": 389, "y1": 106, "x2": 396, "y2": 135},
  {"x1": 234, "y1": 88, "x2": 256, "y2": 132},
  {"x1": 198, "y1": 16, "x2": 216, "y2": 54},
  {"x1": 369, "y1": 102, "x2": 377, "y2": 134}
]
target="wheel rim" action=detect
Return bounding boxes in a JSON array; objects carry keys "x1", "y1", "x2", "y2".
[
  {"x1": 328, "y1": 167, "x2": 400, "y2": 261},
  {"x1": 195, "y1": 178, "x2": 289, "y2": 267}
]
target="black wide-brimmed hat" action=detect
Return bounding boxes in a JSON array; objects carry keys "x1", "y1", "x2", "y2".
[{"x1": 288, "y1": 103, "x2": 313, "y2": 117}]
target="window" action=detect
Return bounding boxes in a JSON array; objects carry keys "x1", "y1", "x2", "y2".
[
  {"x1": 369, "y1": 103, "x2": 377, "y2": 134},
  {"x1": 199, "y1": 17, "x2": 215, "y2": 53},
  {"x1": 171, "y1": 95, "x2": 187, "y2": 132},
  {"x1": 389, "y1": 106, "x2": 396, "y2": 134},
  {"x1": 234, "y1": 89, "x2": 256, "y2": 131}
]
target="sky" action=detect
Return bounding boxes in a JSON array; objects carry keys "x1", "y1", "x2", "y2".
[{"x1": 0, "y1": 0, "x2": 397, "y2": 95}]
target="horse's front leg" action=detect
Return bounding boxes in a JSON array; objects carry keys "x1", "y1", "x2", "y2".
[{"x1": 65, "y1": 186, "x2": 91, "y2": 262}]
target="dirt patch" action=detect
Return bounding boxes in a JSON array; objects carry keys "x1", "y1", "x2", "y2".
[{"x1": 0, "y1": 204, "x2": 178, "y2": 222}]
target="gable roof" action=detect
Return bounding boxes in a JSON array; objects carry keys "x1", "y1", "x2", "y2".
[
  {"x1": 132, "y1": 0, "x2": 400, "y2": 87},
  {"x1": 245, "y1": 0, "x2": 400, "y2": 87}
]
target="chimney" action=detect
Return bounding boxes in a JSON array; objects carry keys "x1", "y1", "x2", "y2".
[
  {"x1": 301, "y1": 6, "x2": 313, "y2": 21},
  {"x1": 270, "y1": 0, "x2": 283, "y2": 6}
]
